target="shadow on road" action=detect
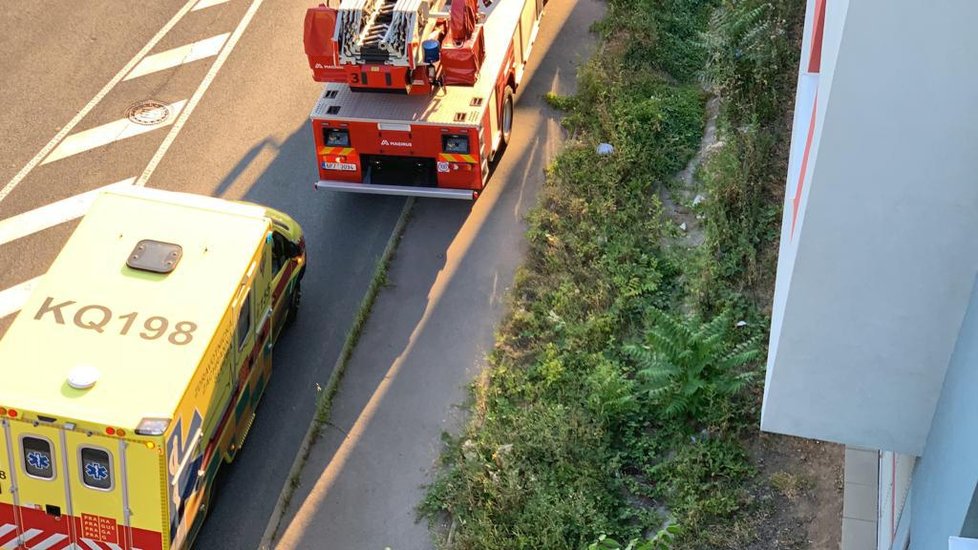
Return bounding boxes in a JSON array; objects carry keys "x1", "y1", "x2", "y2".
[
  {"x1": 194, "y1": 120, "x2": 406, "y2": 550},
  {"x1": 270, "y1": 0, "x2": 605, "y2": 547}
]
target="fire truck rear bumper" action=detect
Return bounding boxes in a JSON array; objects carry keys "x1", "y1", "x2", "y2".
[{"x1": 315, "y1": 180, "x2": 476, "y2": 200}]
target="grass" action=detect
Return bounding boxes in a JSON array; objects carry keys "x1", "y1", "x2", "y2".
[
  {"x1": 420, "y1": 0, "x2": 806, "y2": 547},
  {"x1": 769, "y1": 472, "x2": 812, "y2": 501}
]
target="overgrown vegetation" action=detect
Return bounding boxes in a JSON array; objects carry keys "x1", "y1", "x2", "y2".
[{"x1": 421, "y1": 0, "x2": 805, "y2": 547}]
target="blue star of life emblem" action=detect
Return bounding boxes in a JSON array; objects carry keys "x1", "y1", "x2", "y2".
[
  {"x1": 27, "y1": 451, "x2": 50, "y2": 471},
  {"x1": 85, "y1": 461, "x2": 109, "y2": 481}
]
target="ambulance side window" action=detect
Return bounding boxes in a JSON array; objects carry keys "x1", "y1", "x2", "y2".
[
  {"x1": 22, "y1": 436, "x2": 55, "y2": 480},
  {"x1": 80, "y1": 447, "x2": 113, "y2": 491},
  {"x1": 272, "y1": 232, "x2": 288, "y2": 275},
  {"x1": 237, "y1": 292, "x2": 252, "y2": 350}
]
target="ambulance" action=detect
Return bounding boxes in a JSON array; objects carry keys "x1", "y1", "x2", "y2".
[{"x1": 0, "y1": 186, "x2": 306, "y2": 549}]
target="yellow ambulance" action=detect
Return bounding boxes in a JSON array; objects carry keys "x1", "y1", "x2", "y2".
[{"x1": 0, "y1": 186, "x2": 306, "y2": 550}]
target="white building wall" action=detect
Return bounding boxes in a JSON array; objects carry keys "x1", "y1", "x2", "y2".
[{"x1": 761, "y1": 0, "x2": 978, "y2": 455}]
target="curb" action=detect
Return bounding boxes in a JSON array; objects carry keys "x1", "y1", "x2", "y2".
[{"x1": 257, "y1": 197, "x2": 416, "y2": 549}]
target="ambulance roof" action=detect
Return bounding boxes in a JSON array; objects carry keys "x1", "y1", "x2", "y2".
[{"x1": 0, "y1": 187, "x2": 269, "y2": 430}]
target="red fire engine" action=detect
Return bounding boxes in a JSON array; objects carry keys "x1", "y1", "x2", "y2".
[{"x1": 303, "y1": 0, "x2": 546, "y2": 199}]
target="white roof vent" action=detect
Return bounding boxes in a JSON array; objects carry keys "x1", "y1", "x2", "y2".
[{"x1": 67, "y1": 365, "x2": 100, "y2": 390}]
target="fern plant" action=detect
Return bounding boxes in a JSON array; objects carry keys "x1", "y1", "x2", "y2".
[
  {"x1": 699, "y1": 0, "x2": 799, "y2": 123},
  {"x1": 624, "y1": 309, "x2": 760, "y2": 425},
  {"x1": 589, "y1": 522, "x2": 683, "y2": 550}
]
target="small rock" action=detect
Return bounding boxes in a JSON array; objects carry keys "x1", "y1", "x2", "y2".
[
  {"x1": 493, "y1": 444, "x2": 514, "y2": 468},
  {"x1": 462, "y1": 439, "x2": 479, "y2": 461},
  {"x1": 679, "y1": 222, "x2": 687, "y2": 232},
  {"x1": 692, "y1": 194, "x2": 705, "y2": 206},
  {"x1": 736, "y1": 320, "x2": 748, "y2": 327},
  {"x1": 596, "y1": 143, "x2": 614, "y2": 155}
]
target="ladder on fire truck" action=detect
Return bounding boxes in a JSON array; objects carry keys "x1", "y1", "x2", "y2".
[{"x1": 336, "y1": 0, "x2": 445, "y2": 66}]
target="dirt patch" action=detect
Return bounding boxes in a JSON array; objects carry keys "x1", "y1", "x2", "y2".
[{"x1": 744, "y1": 433, "x2": 844, "y2": 549}]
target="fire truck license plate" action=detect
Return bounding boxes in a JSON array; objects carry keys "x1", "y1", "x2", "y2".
[{"x1": 323, "y1": 162, "x2": 357, "y2": 171}]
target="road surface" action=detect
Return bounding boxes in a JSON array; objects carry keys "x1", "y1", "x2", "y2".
[
  {"x1": 270, "y1": 0, "x2": 604, "y2": 547},
  {"x1": 0, "y1": 0, "x2": 601, "y2": 547},
  {"x1": 0, "y1": 2, "x2": 402, "y2": 548}
]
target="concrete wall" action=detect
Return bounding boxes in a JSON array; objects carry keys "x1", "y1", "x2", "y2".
[
  {"x1": 910, "y1": 276, "x2": 978, "y2": 548},
  {"x1": 761, "y1": 0, "x2": 978, "y2": 455}
]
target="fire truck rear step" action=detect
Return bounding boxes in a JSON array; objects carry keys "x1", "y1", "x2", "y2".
[{"x1": 315, "y1": 180, "x2": 475, "y2": 199}]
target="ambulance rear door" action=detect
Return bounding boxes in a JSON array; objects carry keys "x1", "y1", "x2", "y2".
[
  {"x1": 64, "y1": 431, "x2": 132, "y2": 549},
  {"x1": 2, "y1": 419, "x2": 72, "y2": 549},
  {"x1": 0, "y1": 417, "x2": 20, "y2": 549}
]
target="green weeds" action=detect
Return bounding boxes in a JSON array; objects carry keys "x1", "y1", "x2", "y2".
[{"x1": 421, "y1": 0, "x2": 805, "y2": 547}]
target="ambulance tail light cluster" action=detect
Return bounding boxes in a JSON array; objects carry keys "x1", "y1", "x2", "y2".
[
  {"x1": 0, "y1": 407, "x2": 17, "y2": 418},
  {"x1": 135, "y1": 417, "x2": 171, "y2": 436}
]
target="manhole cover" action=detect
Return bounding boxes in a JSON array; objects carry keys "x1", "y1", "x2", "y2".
[{"x1": 126, "y1": 100, "x2": 170, "y2": 125}]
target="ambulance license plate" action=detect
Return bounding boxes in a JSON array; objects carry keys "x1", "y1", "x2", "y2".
[{"x1": 323, "y1": 162, "x2": 357, "y2": 171}]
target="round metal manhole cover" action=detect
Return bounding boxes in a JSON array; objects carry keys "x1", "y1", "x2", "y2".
[{"x1": 126, "y1": 100, "x2": 170, "y2": 125}]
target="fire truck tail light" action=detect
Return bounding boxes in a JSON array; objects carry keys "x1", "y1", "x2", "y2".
[
  {"x1": 324, "y1": 128, "x2": 351, "y2": 147},
  {"x1": 105, "y1": 427, "x2": 115, "y2": 435},
  {"x1": 7, "y1": 409, "x2": 17, "y2": 418},
  {"x1": 136, "y1": 418, "x2": 171, "y2": 436},
  {"x1": 443, "y1": 134, "x2": 470, "y2": 154}
]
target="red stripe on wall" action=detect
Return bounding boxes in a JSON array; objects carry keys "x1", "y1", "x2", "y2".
[
  {"x1": 790, "y1": 90, "x2": 818, "y2": 240},
  {"x1": 808, "y1": 0, "x2": 826, "y2": 72}
]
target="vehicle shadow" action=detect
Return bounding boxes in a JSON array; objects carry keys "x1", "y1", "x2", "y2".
[
  {"x1": 193, "y1": 119, "x2": 451, "y2": 549},
  {"x1": 269, "y1": 0, "x2": 603, "y2": 547}
]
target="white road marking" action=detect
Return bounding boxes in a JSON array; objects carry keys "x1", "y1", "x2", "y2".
[
  {"x1": 0, "y1": 0, "x2": 200, "y2": 205},
  {"x1": 136, "y1": 0, "x2": 268, "y2": 187},
  {"x1": 124, "y1": 33, "x2": 231, "y2": 81},
  {"x1": 41, "y1": 100, "x2": 188, "y2": 165},
  {"x1": 192, "y1": 0, "x2": 232, "y2": 10},
  {"x1": 0, "y1": 277, "x2": 42, "y2": 320},
  {"x1": 0, "y1": 178, "x2": 135, "y2": 246}
]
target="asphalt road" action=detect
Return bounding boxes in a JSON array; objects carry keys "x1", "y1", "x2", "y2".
[
  {"x1": 271, "y1": 0, "x2": 604, "y2": 547},
  {"x1": 0, "y1": 1, "x2": 402, "y2": 548},
  {"x1": 0, "y1": 0, "x2": 601, "y2": 548}
]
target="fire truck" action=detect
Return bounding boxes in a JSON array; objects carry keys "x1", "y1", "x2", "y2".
[{"x1": 304, "y1": 0, "x2": 546, "y2": 199}]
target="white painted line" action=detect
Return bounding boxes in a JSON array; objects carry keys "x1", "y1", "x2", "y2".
[
  {"x1": 0, "y1": 178, "x2": 135, "y2": 246},
  {"x1": 192, "y1": 0, "x2": 232, "y2": 10},
  {"x1": 0, "y1": 277, "x2": 41, "y2": 320},
  {"x1": 42, "y1": 100, "x2": 187, "y2": 165},
  {"x1": 0, "y1": 0, "x2": 200, "y2": 205},
  {"x1": 124, "y1": 33, "x2": 231, "y2": 81},
  {"x1": 136, "y1": 0, "x2": 267, "y2": 187}
]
